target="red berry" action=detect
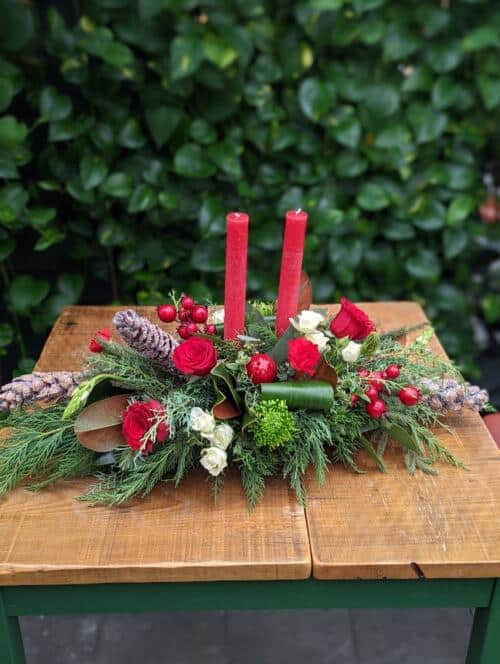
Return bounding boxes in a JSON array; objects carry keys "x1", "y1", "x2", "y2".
[
  {"x1": 384, "y1": 364, "x2": 400, "y2": 380},
  {"x1": 89, "y1": 327, "x2": 111, "y2": 353},
  {"x1": 191, "y1": 304, "x2": 208, "y2": 324},
  {"x1": 358, "y1": 368, "x2": 370, "y2": 377},
  {"x1": 178, "y1": 309, "x2": 190, "y2": 322},
  {"x1": 180, "y1": 295, "x2": 194, "y2": 310},
  {"x1": 205, "y1": 324, "x2": 217, "y2": 335},
  {"x1": 369, "y1": 370, "x2": 385, "y2": 392},
  {"x1": 177, "y1": 324, "x2": 191, "y2": 340},
  {"x1": 366, "y1": 398, "x2": 387, "y2": 419},
  {"x1": 157, "y1": 304, "x2": 177, "y2": 323},
  {"x1": 351, "y1": 394, "x2": 360, "y2": 406},
  {"x1": 365, "y1": 385, "x2": 379, "y2": 402},
  {"x1": 399, "y1": 386, "x2": 420, "y2": 406},
  {"x1": 186, "y1": 322, "x2": 199, "y2": 336},
  {"x1": 246, "y1": 353, "x2": 278, "y2": 384}
]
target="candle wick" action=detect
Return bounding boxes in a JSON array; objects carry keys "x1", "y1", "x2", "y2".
[{"x1": 296, "y1": 208, "x2": 302, "y2": 213}]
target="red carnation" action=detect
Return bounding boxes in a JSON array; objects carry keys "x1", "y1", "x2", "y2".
[
  {"x1": 122, "y1": 399, "x2": 169, "y2": 454},
  {"x1": 288, "y1": 337, "x2": 321, "y2": 376},
  {"x1": 89, "y1": 327, "x2": 111, "y2": 353},
  {"x1": 172, "y1": 336, "x2": 217, "y2": 376},
  {"x1": 329, "y1": 298, "x2": 375, "y2": 340}
]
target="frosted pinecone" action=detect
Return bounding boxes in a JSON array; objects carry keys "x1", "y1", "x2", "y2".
[
  {"x1": 419, "y1": 378, "x2": 489, "y2": 413},
  {"x1": 0, "y1": 371, "x2": 82, "y2": 411},
  {"x1": 113, "y1": 309, "x2": 179, "y2": 372}
]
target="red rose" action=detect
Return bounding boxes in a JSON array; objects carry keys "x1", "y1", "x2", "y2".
[
  {"x1": 329, "y1": 298, "x2": 375, "y2": 340},
  {"x1": 288, "y1": 337, "x2": 321, "y2": 376},
  {"x1": 89, "y1": 327, "x2": 111, "y2": 353},
  {"x1": 172, "y1": 337, "x2": 217, "y2": 376},
  {"x1": 122, "y1": 399, "x2": 168, "y2": 454}
]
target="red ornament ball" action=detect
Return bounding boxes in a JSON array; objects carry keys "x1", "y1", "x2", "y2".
[
  {"x1": 186, "y1": 322, "x2": 199, "y2": 336},
  {"x1": 204, "y1": 324, "x2": 217, "y2": 335},
  {"x1": 366, "y1": 398, "x2": 387, "y2": 419},
  {"x1": 399, "y1": 386, "x2": 420, "y2": 406},
  {"x1": 365, "y1": 385, "x2": 379, "y2": 402},
  {"x1": 191, "y1": 305, "x2": 208, "y2": 323},
  {"x1": 178, "y1": 309, "x2": 190, "y2": 322},
  {"x1": 246, "y1": 353, "x2": 278, "y2": 384},
  {"x1": 157, "y1": 304, "x2": 177, "y2": 323},
  {"x1": 358, "y1": 368, "x2": 370, "y2": 377},
  {"x1": 351, "y1": 394, "x2": 360, "y2": 406},
  {"x1": 180, "y1": 295, "x2": 194, "y2": 310},
  {"x1": 177, "y1": 324, "x2": 191, "y2": 340},
  {"x1": 369, "y1": 370, "x2": 385, "y2": 392},
  {"x1": 384, "y1": 364, "x2": 400, "y2": 380}
]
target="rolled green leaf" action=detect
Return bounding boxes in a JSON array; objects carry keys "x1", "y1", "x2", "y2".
[{"x1": 260, "y1": 380, "x2": 334, "y2": 411}]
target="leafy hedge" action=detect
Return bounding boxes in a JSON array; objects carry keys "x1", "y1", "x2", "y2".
[{"x1": 0, "y1": 0, "x2": 499, "y2": 378}]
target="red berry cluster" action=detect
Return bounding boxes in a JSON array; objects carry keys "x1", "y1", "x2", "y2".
[
  {"x1": 157, "y1": 295, "x2": 216, "y2": 340},
  {"x1": 353, "y1": 364, "x2": 420, "y2": 419}
]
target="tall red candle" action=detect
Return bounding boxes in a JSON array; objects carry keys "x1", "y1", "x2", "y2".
[
  {"x1": 275, "y1": 209, "x2": 308, "y2": 336},
  {"x1": 224, "y1": 211, "x2": 250, "y2": 340}
]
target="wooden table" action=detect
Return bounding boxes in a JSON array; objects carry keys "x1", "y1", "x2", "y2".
[{"x1": 1, "y1": 303, "x2": 499, "y2": 664}]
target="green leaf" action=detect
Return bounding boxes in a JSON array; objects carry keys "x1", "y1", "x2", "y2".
[
  {"x1": 360, "y1": 436, "x2": 387, "y2": 472},
  {"x1": 203, "y1": 33, "x2": 238, "y2": 69},
  {"x1": 208, "y1": 141, "x2": 242, "y2": 178},
  {"x1": 444, "y1": 227, "x2": 467, "y2": 259},
  {"x1": 409, "y1": 106, "x2": 448, "y2": 143},
  {"x1": 101, "y1": 41, "x2": 133, "y2": 67},
  {"x1": 189, "y1": 118, "x2": 217, "y2": 145},
  {"x1": 446, "y1": 196, "x2": 475, "y2": 226},
  {"x1": 329, "y1": 116, "x2": 361, "y2": 148},
  {"x1": 482, "y1": 294, "x2": 500, "y2": 324},
  {"x1": 334, "y1": 150, "x2": 367, "y2": 178},
  {"x1": 386, "y1": 424, "x2": 422, "y2": 454},
  {"x1": 0, "y1": 2, "x2": 34, "y2": 52},
  {"x1": 211, "y1": 363, "x2": 242, "y2": 408},
  {"x1": 477, "y1": 74, "x2": 500, "y2": 110},
  {"x1": 26, "y1": 207, "x2": 57, "y2": 228},
  {"x1": 426, "y1": 42, "x2": 462, "y2": 73},
  {"x1": 145, "y1": 106, "x2": 182, "y2": 149},
  {"x1": 405, "y1": 249, "x2": 440, "y2": 281},
  {"x1": 374, "y1": 125, "x2": 411, "y2": 149},
  {"x1": 170, "y1": 36, "x2": 203, "y2": 80},
  {"x1": 117, "y1": 118, "x2": 146, "y2": 149},
  {"x1": 0, "y1": 78, "x2": 14, "y2": 112},
  {"x1": 269, "y1": 324, "x2": 298, "y2": 363},
  {"x1": 364, "y1": 83, "x2": 399, "y2": 117},
  {"x1": 261, "y1": 381, "x2": 334, "y2": 411},
  {"x1": 34, "y1": 227, "x2": 65, "y2": 252},
  {"x1": 298, "y1": 77, "x2": 331, "y2": 122},
  {"x1": 80, "y1": 155, "x2": 108, "y2": 190},
  {"x1": 7, "y1": 275, "x2": 50, "y2": 313},
  {"x1": 174, "y1": 143, "x2": 217, "y2": 178},
  {"x1": 190, "y1": 239, "x2": 225, "y2": 271},
  {"x1": 39, "y1": 86, "x2": 72, "y2": 121},
  {"x1": 0, "y1": 322, "x2": 14, "y2": 348},
  {"x1": 356, "y1": 182, "x2": 389, "y2": 211},
  {"x1": 0, "y1": 154, "x2": 18, "y2": 179},
  {"x1": 127, "y1": 184, "x2": 157, "y2": 214},
  {"x1": 0, "y1": 236, "x2": 15, "y2": 260},
  {"x1": 462, "y1": 26, "x2": 499, "y2": 51},
  {"x1": 101, "y1": 173, "x2": 133, "y2": 198},
  {"x1": 0, "y1": 116, "x2": 27, "y2": 147},
  {"x1": 0, "y1": 184, "x2": 28, "y2": 223}
]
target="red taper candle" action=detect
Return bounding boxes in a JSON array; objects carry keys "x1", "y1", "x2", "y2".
[
  {"x1": 224, "y1": 211, "x2": 250, "y2": 339},
  {"x1": 275, "y1": 209, "x2": 308, "y2": 336}
]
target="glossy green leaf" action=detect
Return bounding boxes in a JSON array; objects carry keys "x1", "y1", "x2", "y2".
[
  {"x1": 145, "y1": 106, "x2": 182, "y2": 149},
  {"x1": 298, "y1": 77, "x2": 331, "y2": 122},
  {"x1": 0, "y1": 116, "x2": 27, "y2": 147},
  {"x1": 39, "y1": 86, "x2": 72, "y2": 121},
  {"x1": 0, "y1": 78, "x2": 14, "y2": 112},
  {"x1": 356, "y1": 182, "x2": 389, "y2": 211},
  {"x1": 80, "y1": 155, "x2": 108, "y2": 190},
  {"x1": 261, "y1": 381, "x2": 334, "y2": 411},
  {"x1": 444, "y1": 228, "x2": 468, "y2": 259},
  {"x1": 174, "y1": 143, "x2": 217, "y2": 178},
  {"x1": 170, "y1": 36, "x2": 203, "y2": 79},
  {"x1": 405, "y1": 249, "x2": 440, "y2": 281},
  {"x1": 7, "y1": 275, "x2": 50, "y2": 313},
  {"x1": 127, "y1": 184, "x2": 157, "y2": 213},
  {"x1": 101, "y1": 173, "x2": 133, "y2": 198}
]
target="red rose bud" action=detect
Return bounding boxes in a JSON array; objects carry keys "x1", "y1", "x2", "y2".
[
  {"x1": 172, "y1": 336, "x2": 217, "y2": 375},
  {"x1": 180, "y1": 295, "x2": 194, "y2": 310},
  {"x1": 399, "y1": 386, "x2": 420, "y2": 406},
  {"x1": 329, "y1": 298, "x2": 375, "y2": 340},
  {"x1": 157, "y1": 304, "x2": 177, "y2": 323},
  {"x1": 288, "y1": 337, "x2": 321, "y2": 376},
  {"x1": 384, "y1": 364, "x2": 400, "y2": 379},
  {"x1": 122, "y1": 399, "x2": 168, "y2": 454},
  {"x1": 365, "y1": 385, "x2": 379, "y2": 402},
  {"x1": 89, "y1": 327, "x2": 111, "y2": 353},
  {"x1": 177, "y1": 324, "x2": 191, "y2": 340},
  {"x1": 191, "y1": 305, "x2": 208, "y2": 323},
  {"x1": 204, "y1": 324, "x2": 217, "y2": 335},
  {"x1": 366, "y1": 398, "x2": 387, "y2": 419},
  {"x1": 186, "y1": 322, "x2": 199, "y2": 336},
  {"x1": 246, "y1": 353, "x2": 278, "y2": 384}
]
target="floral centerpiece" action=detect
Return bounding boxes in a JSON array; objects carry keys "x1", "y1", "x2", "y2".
[{"x1": 0, "y1": 210, "x2": 489, "y2": 508}]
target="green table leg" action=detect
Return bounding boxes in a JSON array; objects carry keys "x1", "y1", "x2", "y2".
[
  {"x1": 0, "y1": 589, "x2": 25, "y2": 664},
  {"x1": 466, "y1": 579, "x2": 500, "y2": 664}
]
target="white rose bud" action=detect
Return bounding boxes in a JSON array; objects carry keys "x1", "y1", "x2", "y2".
[
  {"x1": 289, "y1": 310, "x2": 324, "y2": 334},
  {"x1": 209, "y1": 308, "x2": 224, "y2": 325},
  {"x1": 200, "y1": 447, "x2": 228, "y2": 477},
  {"x1": 306, "y1": 331, "x2": 329, "y2": 352},
  {"x1": 212, "y1": 423, "x2": 234, "y2": 450},
  {"x1": 189, "y1": 407, "x2": 215, "y2": 435},
  {"x1": 341, "y1": 340, "x2": 362, "y2": 362}
]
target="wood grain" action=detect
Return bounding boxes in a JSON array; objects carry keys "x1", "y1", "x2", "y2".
[
  {"x1": 306, "y1": 302, "x2": 500, "y2": 580},
  {"x1": 0, "y1": 306, "x2": 310, "y2": 585}
]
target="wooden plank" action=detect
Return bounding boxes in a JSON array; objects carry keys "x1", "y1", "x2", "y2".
[
  {"x1": 0, "y1": 306, "x2": 310, "y2": 585},
  {"x1": 306, "y1": 302, "x2": 500, "y2": 580}
]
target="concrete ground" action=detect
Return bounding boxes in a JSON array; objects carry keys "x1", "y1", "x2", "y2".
[{"x1": 21, "y1": 608, "x2": 473, "y2": 663}]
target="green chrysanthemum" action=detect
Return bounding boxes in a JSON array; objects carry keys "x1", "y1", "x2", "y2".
[{"x1": 250, "y1": 399, "x2": 296, "y2": 449}]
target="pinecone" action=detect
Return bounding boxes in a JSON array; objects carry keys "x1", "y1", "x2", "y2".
[
  {"x1": 419, "y1": 378, "x2": 489, "y2": 413},
  {"x1": 0, "y1": 371, "x2": 82, "y2": 411},
  {"x1": 113, "y1": 309, "x2": 179, "y2": 372}
]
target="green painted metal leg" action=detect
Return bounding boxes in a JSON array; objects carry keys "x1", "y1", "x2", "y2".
[
  {"x1": 0, "y1": 589, "x2": 25, "y2": 664},
  {"x1": 466, "y1": 579, "x2": 500, "y2": 664}
]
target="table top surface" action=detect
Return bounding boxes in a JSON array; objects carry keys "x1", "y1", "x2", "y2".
[{"x1": 0, "y1": 302, "x2": 499, "y2": 586}]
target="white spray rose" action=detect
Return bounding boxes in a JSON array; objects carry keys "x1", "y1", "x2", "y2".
[
  {"x1": 289, "y1": 310, "x2": 324, "y2": 334},
  {"x1": 341, "y1": 340, "x2": 362, "y2": 362},
  {"x1": 212, "y1": 423, "x2": 234, "y2": 450},
  {"x1": 306, "y1": 331, "x2": 329, "y2": 352},
  {"x1": 209, "y1": 308, "x2": 225, "y2": 325},
  {"x1": 200, "y1": 447, "x2": 227, "y2": 476},
  {"x1": 189, "y1": 407, "x2": 215, "y2": 435}
]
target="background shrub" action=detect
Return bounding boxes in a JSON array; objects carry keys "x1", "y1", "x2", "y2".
[{"x1": 0, "y1": 0, "x2": 499, "y2": 381}]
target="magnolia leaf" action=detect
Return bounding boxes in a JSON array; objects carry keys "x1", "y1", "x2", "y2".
[
  {"x1": 386, "y1": 423, "x2": 422, "y2": 454},
  {"x1": 261, "y1": 380, "x2": 334, "y2": 410},
  {"x1": 63, "y1": 373, "x2": 123, "y2": 419},
  {"x1": 213, "y1": 399, "x2": 241, "y2": 420},
  {"x1": 360, "y1": 436, "x2": 387, "y2": 472},
  {"x1": 211, "y1": 363, "x2": 242, "y2": 419},
  {"x1": 313, "y1": 359, "x2": 338, "y2": 389},
  {"x1": 74, "y1": 394, "x2": 130, "y2": 452},
  {"x1": 297, "y1": 271, "x2": 313, "y2": 312},
  {"x1": 270, "y1": 324, "x2": 298, "y2": 362}
]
